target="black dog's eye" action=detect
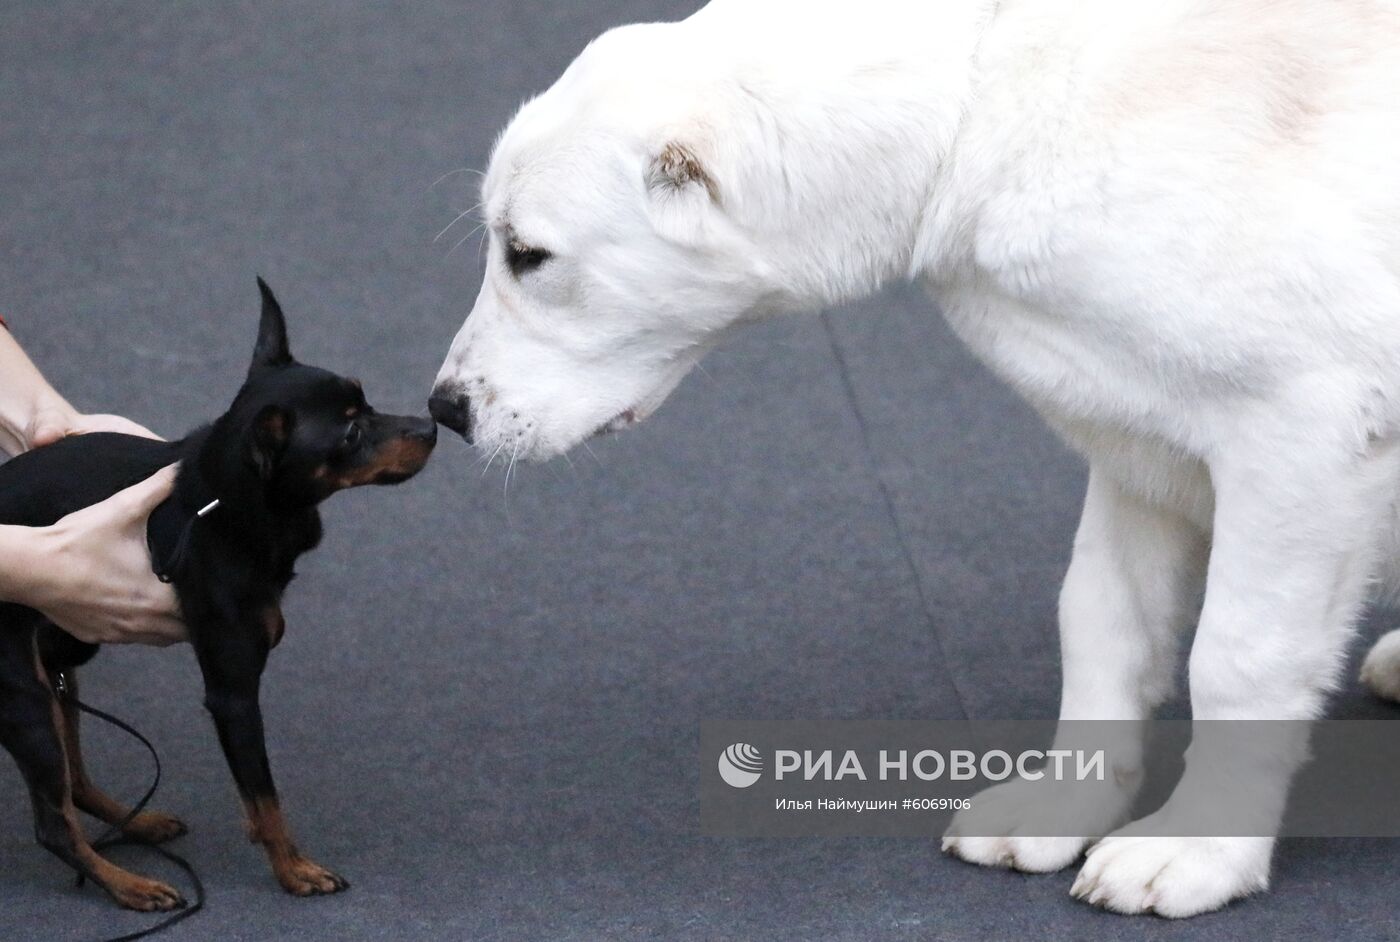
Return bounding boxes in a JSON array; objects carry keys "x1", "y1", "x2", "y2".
[
  {"x1": 506, "y1": 239, "x2": 551, "y2": 276},
  {"x1": 340, "y1": 423, "x2": 362, "y2": 451}
]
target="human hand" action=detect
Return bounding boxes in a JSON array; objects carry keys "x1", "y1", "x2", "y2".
[
  {"x1": 27, "y1": 401, "x2": 161, "y2": 451},
  {"x1": 25, "y1": 465, "x2": 188, "y2": 646}
]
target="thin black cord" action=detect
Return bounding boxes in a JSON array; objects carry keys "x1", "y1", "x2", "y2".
[
  {"x1": 153, "y1": 499, "x2": 220, "y2": 585},
  {"x1": 54, "y1": 673, "x2": 205, "y2": 942}
]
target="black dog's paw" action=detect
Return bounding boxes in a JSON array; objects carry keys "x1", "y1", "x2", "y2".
[
  {"x1": 275, "y1": 856, "x2": 350, "y2": 896},
  {"x1": 107, "y1": 873, "x2": 188, "y2": 912},
  {"x1": 124, "y1": 810, "x2": 189, "y2": 845}
]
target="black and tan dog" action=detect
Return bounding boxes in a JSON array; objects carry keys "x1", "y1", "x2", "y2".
[{"x1": 0, "y1": 280, "x2": 436, "y2": 910}]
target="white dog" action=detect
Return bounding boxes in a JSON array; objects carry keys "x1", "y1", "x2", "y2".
[{"x1": 431, "y1": 0, "x2": 1400, "y2": 917}]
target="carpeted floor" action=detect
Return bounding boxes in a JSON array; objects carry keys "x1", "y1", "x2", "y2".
[{"x1": 2, "y1": 2, "x2": 1397, "y2": 939}]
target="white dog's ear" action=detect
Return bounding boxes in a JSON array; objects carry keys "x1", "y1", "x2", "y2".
[{"x1": 646, "y1": 142, "x2": 720, "y2": 204}]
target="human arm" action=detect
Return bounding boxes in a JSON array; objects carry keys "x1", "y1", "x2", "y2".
[
  {"x1": 0, "y1": 324, "x2": 157, "y2": 456},
  {"x1": 0, "y1": 466, "x2": 187, "y2": 646}
]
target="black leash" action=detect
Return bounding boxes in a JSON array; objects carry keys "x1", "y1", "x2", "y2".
[
  {"x1": 53, "y1": 672, "x2": 205, "y2": 942},
  {"x1": 153, "y1": 499, "x2": 221, "y2": 585}
]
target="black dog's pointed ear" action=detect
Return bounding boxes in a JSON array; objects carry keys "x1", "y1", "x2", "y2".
[
  {"x1": 250, "y1": 277, "x2": 294, "y2": 374},
  {"x1": 249, "y1": 405, "x2": 294, "y2": 480}
]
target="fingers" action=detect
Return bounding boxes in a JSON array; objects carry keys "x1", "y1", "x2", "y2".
[
  {"x1": 145, "y1": 577, "x2": 185, "y2": 634},
  {"x1": 23, "y1": 400, "x2": 80, "y2": 450},
  {"x1": 115, "y1": 464, "x2": 180, "y2": 518},
  {"x1": 30, "y1": 463, "x2": 189, "y2": 647},
  {"x1": 146, "y1": 590, "x2": 188, "y2": 645},
  {"x1": 27, "y1": 419, "x2": 66, "y2": 450},
  {"x1": 72, "y1": 592, "x2": 187, "y2": 647},
  {"x1": 124, "y1": 421, "x2": 163, "y2": 441},
  {"x1": 126, "y1": 614, "x2": 187, "y2": 647},
  {"x1": 54, "y1": 615, "x2": 186, "y2": 648},
  {"x1": 81, "y1": 414, "x2": 165, "y2": 442},
  {"x1": 28, "y1": 411, "x2": 165, "y2": 449}
]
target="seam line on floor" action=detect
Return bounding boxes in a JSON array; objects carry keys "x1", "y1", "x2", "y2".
[{"x1": 819, "y1": 310, "x2": 973, "y2": 723}]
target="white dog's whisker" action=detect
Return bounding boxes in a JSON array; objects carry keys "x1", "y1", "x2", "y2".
[
  {"x1": 434, "y1": 206, "x2": 485, "y2": 244},
  {"x1": 449, "y1": 222, "x2": 488, "y2": 257},
  {"x1": 428, "y1": 167, "x2": 486, "y2": 192},
  {"x1": 501, "y1": 443, "x2": 523, "y2": 526},
  {"x1": 480, "y1": 441, "x2": 506, "y2": 477},
  {"x1": 476, "y1": 227, "x2": 490, "y2": 267},
  {"x1": 503, "y1": 444, "x2": 520, "y2": 502}
]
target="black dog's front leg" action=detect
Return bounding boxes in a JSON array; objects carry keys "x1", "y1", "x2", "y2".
[{"x1": 194, "y1": 624, "x2": 347, "y2": 896}]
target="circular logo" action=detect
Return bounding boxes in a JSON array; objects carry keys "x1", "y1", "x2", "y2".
[{"x1": 718, "y1": 743, "x2": 763, "y2": 788}]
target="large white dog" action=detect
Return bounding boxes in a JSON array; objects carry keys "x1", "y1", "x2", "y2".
[{"x1": 431, "y1": 0, "x2": 1400, "y2": 917}]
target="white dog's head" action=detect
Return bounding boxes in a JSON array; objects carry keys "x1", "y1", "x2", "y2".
[
  {"x1": 430, "y1": 24, "x2": 788, "y2": 460},
  {"x1": 430, "y1": 10, "x2": 966, "y2": 459}
]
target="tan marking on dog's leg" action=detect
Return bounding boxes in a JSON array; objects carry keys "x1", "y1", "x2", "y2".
[
  {"x1": 33, "y1": 652, "x2": 184, "y2": 911},
  {"x1": 261, "y1": 606, "x2": 286, "y2": 649},
  {"x1": 53, "y1": 671, "x2": 188, "y2": 844},
  {"x1": 244, "y1": 795, "x2": 348, "y2": 896}
]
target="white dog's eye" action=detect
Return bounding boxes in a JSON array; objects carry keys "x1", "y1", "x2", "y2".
[{"x1": 506, "y1": 239, "x2": 552, "y2": 276}]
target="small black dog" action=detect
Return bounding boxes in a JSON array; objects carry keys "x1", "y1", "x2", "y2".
[{"x1": 0, "y1": 280, "x2": 436, "y2": 910}]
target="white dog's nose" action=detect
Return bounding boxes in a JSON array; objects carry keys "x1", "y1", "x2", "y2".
[{"x1": 428, "y1": 387, "x2": 473, "y2": 443}]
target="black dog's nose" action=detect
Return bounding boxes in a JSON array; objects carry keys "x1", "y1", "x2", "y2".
[
  {"x1": 406, "y1": 415, "x2": 439, "y2": 445},
  {"x1": 429, "y1": 391, "x2": 473, "y2": 443}
]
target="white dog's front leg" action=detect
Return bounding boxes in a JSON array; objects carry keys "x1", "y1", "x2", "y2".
[
  {"x1": 1074, "y1": 418, "x2": 1399, "y2": 917},
  {"x1": 945, "y1": 468, "x2": 1207, "y2": 872}
]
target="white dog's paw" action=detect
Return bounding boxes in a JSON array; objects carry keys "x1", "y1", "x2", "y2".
[
  {"x1": 943, "y1": 833, "x2": 1091, "y2": 873},
  {"x1": 1361, "y1": 629, "x2": 1400, "y2": 702},
  {"x1": 1070, "y1": 833, "x2": 1270, "y2": 918},
  {"x1": 942, "y1": 777, "x2": 1133, "y2": 874}
]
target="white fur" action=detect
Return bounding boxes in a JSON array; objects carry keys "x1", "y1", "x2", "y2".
[
  {"x1": 434, "y1": 0, "x2": 1400, "y2": 916},
  {"x1": 1362, "y1": 628, "x2": 1400, "y2": 701}
]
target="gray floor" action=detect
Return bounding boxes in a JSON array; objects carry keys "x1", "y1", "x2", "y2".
[{"x1": 1, "y1": 2, "x2": 1397, "y2": 940}]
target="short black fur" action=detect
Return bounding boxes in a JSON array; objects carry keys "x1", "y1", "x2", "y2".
[{"x1": 0, "y1": 280, "x2": 436, "y2": 910}]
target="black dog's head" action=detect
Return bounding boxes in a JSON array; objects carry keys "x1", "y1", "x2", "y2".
[{"x1": 217, "y1": 279, "x2": 437, "y2": 508}]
